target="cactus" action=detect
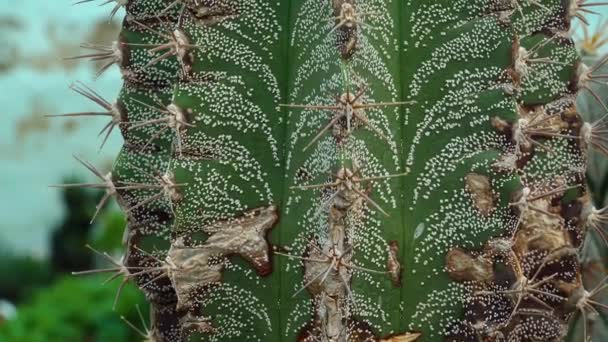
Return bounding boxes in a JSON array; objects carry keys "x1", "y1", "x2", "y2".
[
  {"x1": 569, "y1": 26, "x2": 608, "y2": 341},
  {"x1": 51, "y1": 0, "x2": 608, "y2": 341}
]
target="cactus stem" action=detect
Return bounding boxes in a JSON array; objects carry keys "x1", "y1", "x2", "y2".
[
  {"x1": 123, "y1": 172, "x2": 184, "y2": 214},
  {"x1": 328, "y1": 3, "x2": 379, "y2": 35},
  {"x1": 277, "y1": 246, "x2": 387, "y2": 279},
  {"x1": 513, "y1": 36, "x2": 563, "y2": 80},
  {"x1": 129, "y1": 98, "x2": 193, "y2": 155},
  {"x1": 60, "y1": 0, "x2": 603, "y2": 338},
  {"x1": 509, "y1": 185, "x2": 575, "y2": 233},
  {"x1": 160, "y1": 0, "x2": 182, "y2": 16},
  {"x1": 478, "y1": 272, "x2": 565, "y2": 327},
  {"x1": 291, "y1": 166, "x2": 406, "y2": 217},
  {"x1": 281, "y1": 86, "x2": 414, "y2": 151},
  {"x1": 511, "y1": 108, "x2": 565, "y2": 154},
  {"x1": 525, "y1": 0, "x2": 551, "y2": 12},
  {"x1": 127, "y1": 20, "x2": 199, "y2": 74},
  {"x1": 510, "y1": 196, "x2": 551, "y2": 223}
]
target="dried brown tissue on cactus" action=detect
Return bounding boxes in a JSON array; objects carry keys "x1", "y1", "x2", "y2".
[{"x1": 49, "y1": 0, "x2": 608, "y2": 341}]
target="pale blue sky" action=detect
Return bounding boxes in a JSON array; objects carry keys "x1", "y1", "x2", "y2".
[{"x1": 0, "y1": 1, "x2": 124, "y2": 255}]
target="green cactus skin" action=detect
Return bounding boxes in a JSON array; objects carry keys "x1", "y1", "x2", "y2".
[{"x1": 54, "y1": 0, "x2": 608, "y2": 341}]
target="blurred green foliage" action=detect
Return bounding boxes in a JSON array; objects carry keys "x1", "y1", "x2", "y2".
[
  {"x1": 50, "y1": 176, "x2": 104, "y2": 274},
  {"x1": 0, "y1": 250, "x2": 52, "y2": 303},
  {"x1": 91, "y1": 211, "x2": 128, "y2": 254},
  {"x1": 0, "y1": 275, "x2": 146, "y2": 342},
  {"x1": 0, "y1": 178, "x2": 145, "y2": 341}
]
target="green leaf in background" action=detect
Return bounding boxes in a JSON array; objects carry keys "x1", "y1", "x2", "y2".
[
  {"x1": 0, "y1": 275, "x2": 146, "y2": 342},
  {"x1": 92, "y1": 210, "x2": 128, "y2": 253}
]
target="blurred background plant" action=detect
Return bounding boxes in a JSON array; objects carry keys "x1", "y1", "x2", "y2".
[
  {"x1": 0, "y1": 182, "x2": 147, "y2": 341},
  {"x1": 0, "y1": 1, "x2": 146, "y2": 340},
  {"x1": 0, "y1": 1, "x2": 608, "y2": 342},
  {"x1": 567, "y1": 17, "x2": 608, "y2": 341}
]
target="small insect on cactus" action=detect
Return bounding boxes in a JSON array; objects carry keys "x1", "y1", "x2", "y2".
[{"x1": 50, "y1": 0, "x2": 608, "y2": 341}]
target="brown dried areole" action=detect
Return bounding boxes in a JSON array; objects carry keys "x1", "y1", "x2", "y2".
[
  {"x1": 387, "y1": 241, "x2": 402, "y2": 287},
  {"x1": 464, "y1": 173, "x2": 496, "y2": 217},
  {"x1": 167, "y1": 206, "x2": 278, "y2": 309},
  {"x1": 182, "y1": 0, "x2": 238, "y2": 26},
  {"x1": 446, "y1": 247, "x2": 494, "y2": 283},
  {"x1": 491, "y1": 97, "x2": 581, "y2": 174},
  {"x1": 296, "y1": 297, "x2": 348, "y2": 341},
  {"x1": 491, "y1": 116, "x2": 511, "y2": 135},
  {"x1": 448, "y1": 185, "x2": 582, "y2": 340},
  {"x1": 203, "y1": 205, "x2": 279, "y2": 274},
  {"x1": 179, "y1": 312, "x2": 215, "y2": 334},
  {"x1": 379, "y1": 332, "x2": 422, "y2": 342},
  {"x1": 126, "y1": 100, "x2": 195, "y2": 155},
  {"x1": 512, "y1": 105, "x2": 570, "y2": 154},
  {"x1": 124, "y1": 240, "x2": 178, "y2": 306},
  {"x1": 331, "y1": 0, "x2": 359, "y2": 59},
  {"x1": 512, "y1": 197, "x2": 569, "y2": 255},
  {"x1": 166, "y1": 240, "x2": 223, "y2": 310},
  {"x1": 297, "y1": 313, "x2": 379, "y2": 342},
  {"x1": 148, "y1": 302, "x2": 186, "y2": 342},
  {"x1": 280, "y1": 87, "x2": 413, "y2": 152},
  {"x1": 124, "y1": 19, "x2": 199, "y2": 77}
]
